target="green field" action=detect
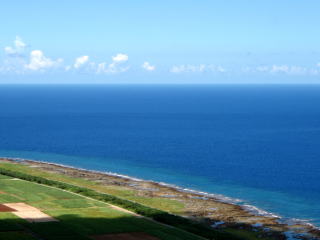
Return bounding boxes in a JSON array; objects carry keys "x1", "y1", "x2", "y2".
[
  {"x1": 0, "y1": 162, "x2": 185, "y2": 214},
  {"x1": 0, "y1": 174, "x2": 204, "y2": 240}
]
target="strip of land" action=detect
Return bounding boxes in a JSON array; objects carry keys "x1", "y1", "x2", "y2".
[
  {"x1": 0, "y1": 168, "x2": 205, "y2": 240},
  {"x1": 0, "y1": 158, "x2": 319, "y2": 240}
]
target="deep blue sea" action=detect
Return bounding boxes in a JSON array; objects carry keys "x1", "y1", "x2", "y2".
[{"x1": 0, "y1": 85, "x2": 319, "y2": 227}]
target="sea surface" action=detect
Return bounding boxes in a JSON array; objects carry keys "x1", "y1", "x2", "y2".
[{"x1": 0, "y1": 85, "x2": 319, "y2": 227}]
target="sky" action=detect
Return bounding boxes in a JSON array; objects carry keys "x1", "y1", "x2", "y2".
[{"x1": 0, "y1": 0, "x2": 320, "y2": 84}]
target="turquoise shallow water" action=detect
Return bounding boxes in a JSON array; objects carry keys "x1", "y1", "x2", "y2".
[{"x1": 0, "y1": 85, "x2": 319, "y2": 227}]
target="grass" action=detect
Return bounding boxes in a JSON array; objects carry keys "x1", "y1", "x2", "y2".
[
  {"x1": 0, "y1": 174, "x2": 204, "y2": 240},
  {"x1": 0, "y1": 174, "x2": 12, "y2": 179},
  {"x1": 0, "y1": 162, "x2": 184, "y2": 214}
]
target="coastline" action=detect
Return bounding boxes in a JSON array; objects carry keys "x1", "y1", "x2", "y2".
[{"x1": 0, "y1": 157, "x2": 319, "y2": 240}]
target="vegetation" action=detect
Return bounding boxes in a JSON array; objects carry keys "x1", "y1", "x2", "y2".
[
  {"x1": 0, "y1": 162, "x2": 184, "y2": 214},
  {"x1": 0, "y1": 173, "x2": 204, "y2": 240},
  {"x1": 0, "y1": 167, "x2": 244, "y2": 240}
]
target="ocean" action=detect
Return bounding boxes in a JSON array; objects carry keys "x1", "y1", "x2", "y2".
[{"x1": 0, "y1": 84, "x2": 319, "y2": 227}]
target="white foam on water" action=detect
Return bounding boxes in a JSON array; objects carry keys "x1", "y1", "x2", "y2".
[{"x1": 242, "y1": 204, "x2": 280, "y2": 218}]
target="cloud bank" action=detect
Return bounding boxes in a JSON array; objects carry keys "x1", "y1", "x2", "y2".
[{"x1": 1, "y1": 36, "x2": 320, "y2": 80}]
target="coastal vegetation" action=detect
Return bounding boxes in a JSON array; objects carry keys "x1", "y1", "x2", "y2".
[
  {"x1": 0, "y1": 166, "x2": 244, "y2": 240},
  {"x1": 0, "y1": 172, "x2": 206, "y2": 240}
]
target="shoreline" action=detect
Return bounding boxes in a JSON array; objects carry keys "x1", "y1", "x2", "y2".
[
  {"x1": 0, "y1": 157, "x2": 278, "y2": 212},
  {"x1": 1, "y1": 157, "x2": 319, "y2": 240}
]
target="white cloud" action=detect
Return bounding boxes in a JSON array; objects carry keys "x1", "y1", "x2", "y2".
[
  {"x1": 4, "y1": 36, "x2": 27, "y2": 56},
  {"x1": 270, "y1": 65, "x2": 290, "y2": 73},
  {"x1": 96, "y1": 62, "x2": 108, "y2": 73},
  {"x1": 25, "y1": 50, "x2": 63, "y2": 71},
  {"x1": 171, "y1": 64, "x2": 205, "y2": 73},
  {"x1": 142, "y1": 62, "x2": 155, "y2": 71},
  {"x1": 74, "y1": 55, "x2": 89, "y2": 69},
  {"x1": 112, "y1": 53, "x2": 128, "y2": 63},
  {"x1": 65, "y1": 56, "x2": 91, "y2": 71},
  {"x1": 216, "y1": 66, "x2": 226, "y2": 73},
  {"x1": 170, "y1": 66, "x2": 182, "y2": 73},
  {"x1": 256, "y1": 65, "x2": 307, "y2": 75},
  {"x1": 254, "y1": 65, "x2": 320, "y2": 76},
  {"x1": 65, "y1": 65, "x2": 71, "y2": 71},
  {"x1": 1, "y1": 37, "x2": 65, "y2": 74},
  {"x1": 256, "y1": 66, "x2": 269, "y2": 72},
  {"x1": 96, "y1": 53, "x2": 129, "y2": 74},
  {"x1": 97, "y1": 62, "x2": 129, "y2": 74},
  {"x1": 15, "y1": 37, "x2": 26, "y2": 49},
  {"x1": 0, "y1": 58, "x2": 26, "y2": 74},
  {"x1": 170, "y1": 64, "x2": 226, "y2": 73},
  {"x1": 4, "y1": 47, "x2": 15, "y2": 55}
]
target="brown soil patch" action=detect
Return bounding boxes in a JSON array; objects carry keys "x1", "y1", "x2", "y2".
[
  {"x1": 91, "y1": 232, "x2": 160, "y2": 240},
  {"x1": 0, "y1": 204, "x2": 16, "y2": 212},
  {"x1": 3, "y1": 203, "x2": 58, "y2": 223},
  {"x1": 0, "y1": 191, "x2": 6, "y2": 194}
]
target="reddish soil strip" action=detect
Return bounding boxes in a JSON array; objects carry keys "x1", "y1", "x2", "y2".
[
  {"x1": 0, "y1": 191, "x2": 6, "y2": 194},
  {"x1": 0, "y1": 204, "x2": 16, "y2": 212},
  {"x1": 91, "y1": 232, "x2": 160, "y2": 240}
]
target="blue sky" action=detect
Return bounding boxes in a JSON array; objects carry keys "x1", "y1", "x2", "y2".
[{"x1": 0, "y1": 0, "x2": 320, "y2": 84}]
